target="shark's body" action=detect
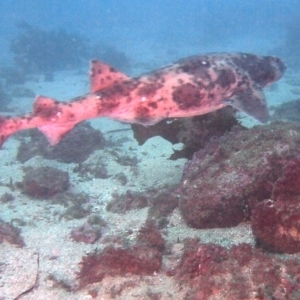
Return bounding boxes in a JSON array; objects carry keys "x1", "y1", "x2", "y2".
[{"x1": 0, "y1": 53, "x2": 285, "y2": 147}]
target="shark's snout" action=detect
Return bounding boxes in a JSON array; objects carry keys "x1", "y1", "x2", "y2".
[{"x1": 271, "y1": 56, "x2": 286, "y2": 81}]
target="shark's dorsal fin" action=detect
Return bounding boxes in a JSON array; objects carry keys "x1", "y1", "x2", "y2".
[
  {"x1": 89, "y1": 60, "x2": 130, "y2": 93},
  {"x1": 224, "y1": 85, "x2": 269, "y2": 123}
]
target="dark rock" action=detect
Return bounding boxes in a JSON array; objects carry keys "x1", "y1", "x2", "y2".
[
  {"x1": 17, "y1": 122, "x2": 105, "y2": 164},
  {"x1": 0, "y1": 218, "x2": 25, "y2": 247},
  {"x1": 73, "y1": 160, "x2": 110, "y2": 180},
  {"x1": 147, "y1": 189, "x2": 179, "y2": 226},
  {"x1": 70, "y1": 222, "x2": 102, "y2": 244},
  {"x1": 0, "y1": 192, "x2": 15, "y2": 203},
  {"x1": 106, "y1": 187, "x2": 178, "y2": 226},
  {"x1": 51, "y1": 191, "x2": 89, "y2": 207},
  {"x1": 106, "y1": 190, "x2": 148, "y2": 214},
  {"x1": 113, "y1": 172, "x2": 128, "y2": 186},
  {"x1": 62, "y1": 203, "x2": 91, "y2": 220},
  {"x1": 70, "y1": 214, "x2": 106, "y2": 244},
  {"x1": 21, "y1": 166, "x2": 69, "y2": 198},
  {"x1": 178, "y1": 122, "x2": 300, "y2": 229}
]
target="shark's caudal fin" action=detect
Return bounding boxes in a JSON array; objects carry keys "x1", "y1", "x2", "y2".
[
  {"x1": 0, "y1": 117, "x2": 14, "y2": 147},
  {"x1": 0, "y1": 96, "x2": 78, "y2": 148},
  {"x1": 89, "y1": 60, "x2": 130, "y2": 92}
]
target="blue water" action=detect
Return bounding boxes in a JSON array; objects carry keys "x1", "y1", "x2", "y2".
[{"x1": 0, "y1": 0, "x2": 299, "y2": 66}]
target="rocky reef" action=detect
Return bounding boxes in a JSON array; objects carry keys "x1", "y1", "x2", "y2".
[
  {"x1": 174, "y1": 239, "x2": 300, "y2": 299},
  {"x1": 178, "y1": 121, "x2": 300, "y2": 230}
]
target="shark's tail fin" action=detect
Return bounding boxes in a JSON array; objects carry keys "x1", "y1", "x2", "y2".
[
  {"x1": 0, "y1": 116, "x2": 14, "y2": 147},
  {"x1": 0, "y1": 96, "x2": 78, "y2": 148}
]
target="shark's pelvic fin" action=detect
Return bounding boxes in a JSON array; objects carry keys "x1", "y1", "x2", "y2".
[
  {"x1": 224, "y1": 85, "x2": 269, "y2": 123},
  {"x1": 38, "y1": 123, "x2": 77, "y2": 145},
  {"x1": 34, "y1": 96, "x2": 77, "y2": 145}
]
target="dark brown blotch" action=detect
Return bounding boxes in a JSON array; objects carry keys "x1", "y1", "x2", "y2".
[
  {"x1": 148, "y1": 102, "x2": 158, "y2": 109},
  {"x1": 172, "y1": 83, "x2": 204, "y2": 109},
  {"x1": 136, "y1": 83, "x2": 161, "y2": 97},
  {"x1": 33, "y1": 101, "x2": 61, "y2": 119},
  {"x1": 135, "y1": 106, "x2": 152, "y2": 122},
  {"x1": 215, "y1": 69, "x2": 236, "y2": 88}
]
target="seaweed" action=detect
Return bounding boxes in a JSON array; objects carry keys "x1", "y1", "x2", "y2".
[{"x1": 10, "y1": 22, "x2": 89, "y2": 78}]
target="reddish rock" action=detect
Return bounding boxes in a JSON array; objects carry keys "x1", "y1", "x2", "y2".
[
  {"x1": 78, "y1": 245, "x2": 162, "y2": 288},
  {"x1": 175, "y1": 240, "x2": 300, "y2": 299},
  {"x1": 251, "y1": 199, "x2": 300, "y2": 253},
  {"x1": 272, "y1": 156, "x2": 300, "y2": 202},
  {"x1": 136, "y1": 221, "x2": 165, "y2": 251},
  {"x1": 178, "y1": 122, "x2": 300, "y2": 229}
]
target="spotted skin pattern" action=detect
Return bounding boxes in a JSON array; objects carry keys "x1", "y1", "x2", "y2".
[{"x1": 0, "y1": 53, "x2": 285, "y2": 147}]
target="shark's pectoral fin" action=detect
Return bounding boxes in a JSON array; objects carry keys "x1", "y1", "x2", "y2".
[
  {"x1": 38, "y1": 123, "x2": 77, "y2": 146},
  {"x1": 89, "y1": 60, "x2": 130, "y2": 92},
  {"x1": 224, "y1": 86, "x2": 269, "y2": 123}
]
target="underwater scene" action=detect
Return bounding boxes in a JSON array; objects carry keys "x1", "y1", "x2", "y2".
[{"x1": 1, "y1": 0, "x2": 300, "y2": 299}]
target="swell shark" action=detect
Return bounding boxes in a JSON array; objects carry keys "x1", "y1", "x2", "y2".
[{"x1": 0, "y1": 53, "x2": 285, "y2": 147}]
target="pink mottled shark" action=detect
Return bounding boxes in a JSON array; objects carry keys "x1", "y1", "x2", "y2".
[{"x1": 0, "y1": 53, "x2": 285, "y2": 147}]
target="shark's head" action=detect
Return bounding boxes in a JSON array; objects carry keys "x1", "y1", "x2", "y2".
[
  {"x1": 231, "y1": 54, "x2": 286, "y2": 87},
  {"x1": 250, "y1": 55, "x2": 286, "y2": 87}
]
